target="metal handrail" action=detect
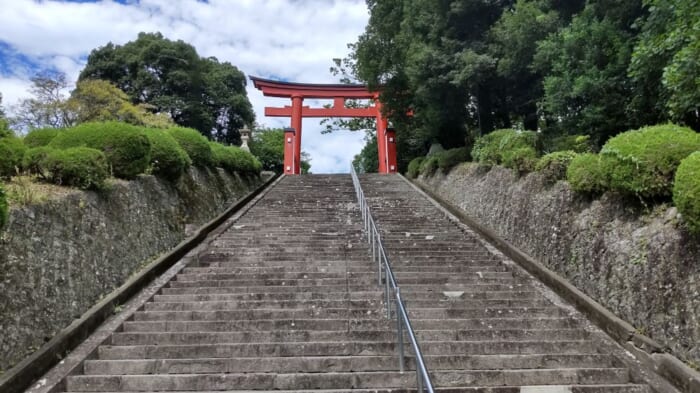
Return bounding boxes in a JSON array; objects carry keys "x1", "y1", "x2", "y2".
[{"x1": 350, "y1": 167, "x2": 435, "y2": 393}]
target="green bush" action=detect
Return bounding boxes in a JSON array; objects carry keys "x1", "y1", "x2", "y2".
[
  {"x1": 22, "y1": 146, "x2": 56, "y2": 179},
  {"x1": 502, "y1": 147, "x2": 538, "y2": 174},
  {"x1": 472, "y1": 129, "x2": 539, "y2": 166},
  {"x1": 0, "y1": 183, "x2": 8, "y2": 230},
  {"x1": 437, "y1": 147, "x2": 470, "y2": 172},
  {"x1": 0, "y1": 137, "x2": 27, "y2": 179},
  {"x1": 599, "y1": 124, "x2": 700, "y2": 198},
  {"x1": 166, "y1": 127, "x2": 213, "y2": 167},
  {"x1": 545, "y1": 134, "x2": 591, "y2": 153},
  {"x1": 50, "y1": 122, "x2": 151, "y2": 179},
  {"x1": 536, "y1": 150, "x2": 578, "y2": 182},
  {"x1": 44, "y1": 147, "x2": 109, "y2": 190},
  {"x1": 566, "y1": 153, "x2": 606, "y2": 194},
  {"x1": 407, "y1": 157, "x2": 425, "y2": 178},
  {"x1": 210, "y1": 142, "x2": 261, "y2": 175},
  {"x1": 673, "y1": 152, "x2": 700, "y2": 234},
  {"x1": 144, "y1": 129, "x2": 191, "y2": 181},
  {"x1": 419, "y1": 156, "x2": 439, "y2": 176},
  {"x1": 24, "y1": 128, "x2": 60, "y2": 148}
]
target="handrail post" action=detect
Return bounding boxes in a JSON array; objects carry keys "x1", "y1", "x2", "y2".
[
  {"x1": 384, "y1": 260, "x2": 391, "y2": 318},
  {"x1": 396, "y1": 288, "x2": 405, "y2": 373}
]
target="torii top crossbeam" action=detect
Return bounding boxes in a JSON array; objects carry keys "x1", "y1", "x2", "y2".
[{"x1": 251, "y1": 76, "x2": 397, "y2": 174}]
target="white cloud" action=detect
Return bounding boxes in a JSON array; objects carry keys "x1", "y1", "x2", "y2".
[{"x1": 0, "y1": 0, "x2": 370, "y2": 173}]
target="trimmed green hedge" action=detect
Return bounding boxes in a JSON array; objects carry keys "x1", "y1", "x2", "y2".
[
  {"x1": 438, "y1": 147, "x2": 470, "y2": 172},
  {"x1": 167, "y1": 127, "x2": 213, "y2": 167},
  {"x1": 545, "y1": 134, "x2": 591, "y2": 153},
  {"x1": 45, "y1": 147, "x2": 109, "y2": 190},
  {"x1": 407, "y1": 157, "x2": 425, "y2": 179},
  {"x1": 419, "y1": 156, "x2": 439, "y2": 176},
  {"x1": 502, "y1": 147, "x2": 538, "y2": 174},
  {"x1": 472, "y1": 129, "x2": 539, "y2": 169},
  {"x1": 0, "y1": 182, "x2": 8, "y2": 230},
  {"x1": 599, "y1": 124, "x2": 700, "y2": 198},
  {"x1": 673, "y1": 152, "x2": 700, "y2": 234},
  {"x1": 50, "y1": 122, "x2": 151, "y2": 179},
  {"x1": 145, "y1": 129, "x2": 191, "y2": 181},
  {"x1": 210, "y1": 142, "x2": 262, "y2": 175},
  {"x1": 24, "y1": 128, "x2": 60, "y2": 148},
  {"x1": 22, "y1": 146, "x2": 55, "y2": 179},
  {"x1": 536, "y1": 150, "x2": 578, "y2": 182},
  {"x1": 566, "y1": 153, "x2": 606, "y2": 194},
  {"x1": 0, "y1": 137, "x2": 27, "y2": 179}
]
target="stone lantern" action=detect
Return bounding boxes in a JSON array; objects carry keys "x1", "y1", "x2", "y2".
[{"x1": 240, "y1": 125, "x2": 251, "y2": 152}]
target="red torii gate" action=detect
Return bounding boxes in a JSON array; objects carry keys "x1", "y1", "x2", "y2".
[{"x1": 250, "y1": 76, "x2": 397, "y2": 175}]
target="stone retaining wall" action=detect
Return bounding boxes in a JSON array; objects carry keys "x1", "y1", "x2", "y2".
[
  {"x1": 417, "y1": 163, "x2": 699, "y2": 367},
  {"x1": 0, "y1": 168, "x2": 263, "y2": 372}
]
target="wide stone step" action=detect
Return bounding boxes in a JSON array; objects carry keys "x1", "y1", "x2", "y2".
[
  {"x1": 131, "y1": 308, "x2": 387, "y2": 321},
  {"x1": 121, "y1": 317, "x2": 579, "y2": 333},
  {"x1": 110, "y1": 328, "x2": 589, "y2": 346},
  {"x1": 167, "y1": 276, "x2": 518, "y2": 287},
  {"x1": 152, "y1": 290, "x2": 544, "y2": 303},
  {"x1": 97, "y1": 340, "x2": 597, "y2": 359},
  {"x1": 131, "y1": 306, "x2": 563, "y2": 322},
  {"x1": 64, "y1": 386, "x2": 651, "y2": 393},
  {"x1": 159, "y1": 283, "x2": 532, "y2": 295},
  {"x1": 144, "y1": 299, "x2": 384, "y2": 311},
  {"x1": 145, "y1": 298, "x2": 552, "y2": 311},
  {"x1": 83, "y1": 353, "x2": 615, "y2": 375},
  {"x1": 180, "y1": 265, "x2": 509, "y2": 274},
  {"x1": 66, "y1": 368, "x2": 630, "y2": 391}
]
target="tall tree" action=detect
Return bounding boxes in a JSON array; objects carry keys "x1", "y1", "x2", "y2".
[
  {"x1": 10, "y1": 71, "x2": 75, "y2": 130},
  {"x1": 629, "y1": 0, "x2": 700, "y2": 129},
  {"x1": 79, "y1": 32, "x2": 254, "y2": 144},
  {"x1": 533, "y1": 1, "x2": 643, "y2": 146},
  {"x1": 67, "y1": 79, "x2": 174, "y2": 128}
]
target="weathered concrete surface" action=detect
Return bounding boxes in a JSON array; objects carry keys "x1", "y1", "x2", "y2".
[
  {"x1": 0, "y1": 168, "x2": 263, "y2": 372},
  {"x1": 416, "y1": 163, "x2": 700, "y2": 368}
]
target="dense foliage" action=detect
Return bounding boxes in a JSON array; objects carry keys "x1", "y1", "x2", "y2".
[
  {"x1": 673, "y1": 152, "x2": 700, "y2": 234},
  {"x1": 24, "y1": 128, "x2": 60, "y2": 148},
  {"x1": 341, "y1": 0, "x2": 698, "y2": 170},
  {"x1": 472, "y1": 129, "x2": 538, "y2": 168},
  {"x1": 352, "y1": 134, "x2": 379, "y2": 173},
  {"x1": 406, "y1": 156, "x2": 425, "y2": 179},
  {"x1": 535, "y1": 150, "x2": 578, "y2": 183},
  {"x1": 0, "y1": 136, "x2": 27, "y2": 179},
  {"x1": 80, "y1": 33, "x2": 255, "y2": 144},
  {"x1": 22, "y1": 146, "x2": 55, "y2": 179},
  {"x1": 599, "y1": 124, "x2": 700, "y2": 198},
  {"x1": 566, "y1": 153, "x2": 606, "y2": 194},
  {"x1": 437, "y1": 147, "x2": 470, "y2": 172},
  {"x1": 166, "y1": 127, "x2": 213, "y2": 168},
  {"x1": 44, "y1": 147, "x2": 109, "y2": 190},
  {"x1": 50, "y1": 122, "x2": 151, "y2": 179},
  {"x1": 144, "y1": 129, "x2": 191, "y2": 181},
  {"x1": 0, "y1": 182, "x2": 7, "y2": 229},
  {"x1": 248, "y1": 128, "x2": 311, "y2": 173}
]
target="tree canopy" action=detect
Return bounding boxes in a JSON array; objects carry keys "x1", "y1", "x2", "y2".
[
  {"x1": 340, "y1": 0, "x2": 699, "y2": 170},
  {"x1": 79, "y1": 32, "x2": 255, "y2": 145}
]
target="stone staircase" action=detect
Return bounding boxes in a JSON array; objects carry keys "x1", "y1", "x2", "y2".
[
  {"x1": 60, "y1": 175, "x2": 413, "y2": 392},
  {"x1": 358, "y1": 174, "x2": 654, "y2": 392},
  {"x1": 42, "y1": 173, "x2": 662, "y2": 392}
]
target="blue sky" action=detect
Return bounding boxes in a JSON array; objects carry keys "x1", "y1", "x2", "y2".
[{"x1": 0, "y1": 0, "x2": 369, "y2": 173}]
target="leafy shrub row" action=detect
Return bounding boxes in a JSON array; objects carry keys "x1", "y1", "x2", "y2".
[
  {"x1": 210, "y1": 142, "x2": 262, "y2": 176},
  {"x1": 673, "y1": 152, "x2": 700, "y2": 234},
  {"x1": 0, "y1": 137, "x2": 26, "y2": 179},
  {"x1": 0, "y1": 122, "x2": 263, "y2": 193},
  {"x1": 50, "y1": 122, "x2": 151, "y2": 179},
  {"x1": 0, "y1": 182, "x2": 7, "y2": 230},
  {"x1": 472, "y1": 129, "x2": 538, "y2": 169},
  {"x1": 406, "y1": 147, "x2": 471, "y2": 179}
]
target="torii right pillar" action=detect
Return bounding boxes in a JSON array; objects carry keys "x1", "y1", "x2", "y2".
[{"x1": 375, "y1": 98, "x2": 397, "y2": 173}]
